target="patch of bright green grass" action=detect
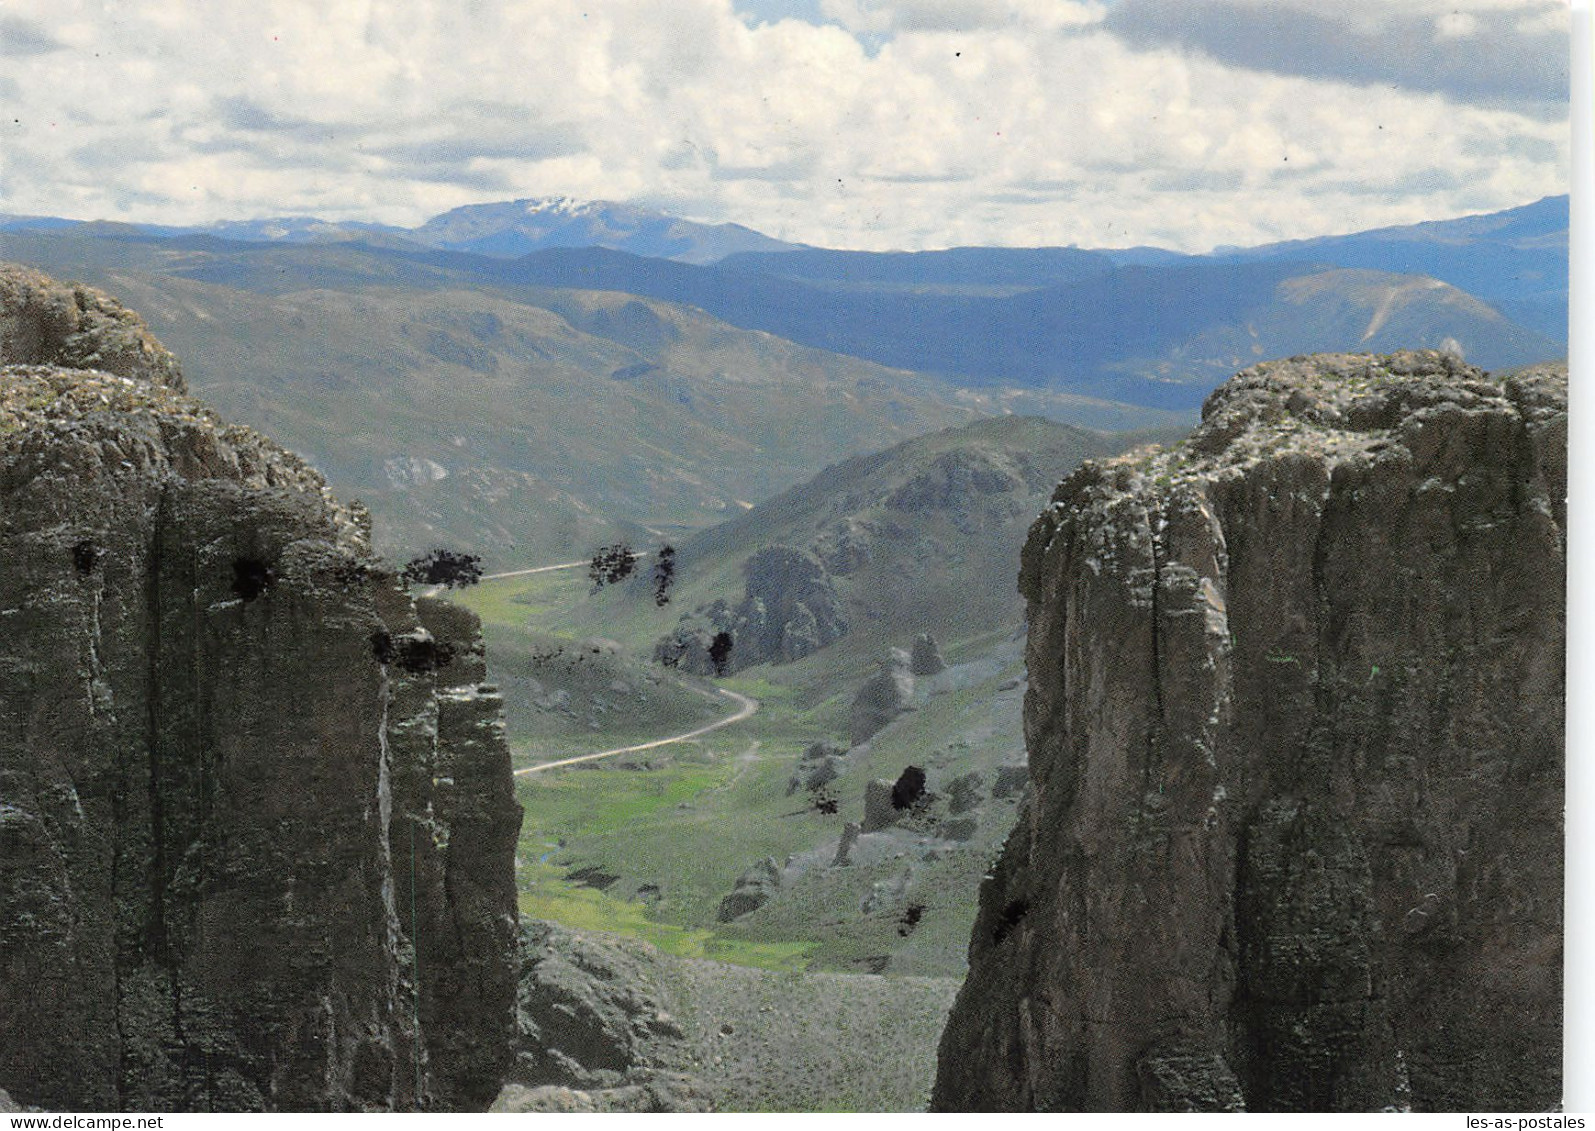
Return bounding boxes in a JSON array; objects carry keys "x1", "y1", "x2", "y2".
[
  {"x1": 518, "y1": 864, "x2": 815, "y2": 971},
  {"x1": 516, "y1": 759, "x2": 733, "y2": 837},
  {"x1": 453, "y1": 568, "x2": 590, "y2": 631}
]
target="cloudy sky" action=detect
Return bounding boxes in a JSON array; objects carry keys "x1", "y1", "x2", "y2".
[{"x1": 0, "y1": 0, "x2": 1571, "y2": 251}]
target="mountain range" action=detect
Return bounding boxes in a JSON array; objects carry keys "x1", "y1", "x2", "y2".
[
  {"x1": 0, "y1": 194, "x2": 1567, "y2": 563},
  {"x1": 0, "y1": 196, "x2": 805, "y2": 265}
]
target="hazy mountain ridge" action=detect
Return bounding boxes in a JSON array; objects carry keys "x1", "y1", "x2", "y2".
[
  {"x1": 0, "y1": 195, "x2": 1564, "y2": 562},
  {"x1": 99, "y1": 273, "x2": 989, "y2": 565},
  {"x1": 0, "y1": 198, "x2": 806, "y2": 266},
  {"x1": 557, "y1": 414, "x2": 1177, "y2": 670},
  {"x1": 1209, "y1": 195, "x2": 1569, "y2": 340}
]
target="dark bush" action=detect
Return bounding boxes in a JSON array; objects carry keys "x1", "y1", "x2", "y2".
[
  {"x1": 588, "y1": 543, "x2": 638, "y2": 590},
  {"x1": 708, "y1": 631, "x2": 734, "y2": 676},
  {"x1": 890, "y1": 765, "x2": 928, "y2": 810},
  {"x1": 652, "y1": 544, "x2": 676, "y2": 606},
  {"x1": 401, "y1": 549, "x2": 483, "y2": 589}
]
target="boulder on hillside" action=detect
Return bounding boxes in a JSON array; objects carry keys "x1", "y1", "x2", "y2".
[
  {"x1": 862, "y1": 779, "x2": 901, "y2": 833},
  {"x1": 910, "y1": 633, "x2": 947, "y2": 676},
  {"x1": 514, "y1": 921, "x2": 685, "y2": 1091},
  {"x1": 716, "y1": 857, "x2": 783, "y2": 922},
  {"x1": 850, "y1": 657, "x2": 915, "y2": 744},
  {"x1": 803, "y1": 740, "x2": 847, "y2": 762},
  {"x1": 946, "y1": 771, "x2": 985, "y2": 814},
  {"x1": 991, "y1": 764, "x2": 1029, "y2": 799},
  {"x1": 833, "y1": 821, "x2": 863, "y2": 866},
  {"x1": 787, "y1": 753, "x2": 843, "y2": 796}
]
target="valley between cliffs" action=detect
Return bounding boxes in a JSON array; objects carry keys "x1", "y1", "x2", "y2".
[{"x1": 0, "y1": 264, "x2": 1568, "y2": 1115}]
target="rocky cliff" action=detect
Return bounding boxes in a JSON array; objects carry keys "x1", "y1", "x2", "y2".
[
  {"x1": 0, "y1": 266, "x2": 522, "y2": 1111},
  {"x1": 932, "y1": 351, "x2": 1564, "y2": 1112}
]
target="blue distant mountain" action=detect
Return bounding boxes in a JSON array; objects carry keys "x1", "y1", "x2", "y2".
[
  {"x1": 0, "y1": 198, "x2": 804, "y2": 265},
  {"x1": 0, "y1": 194, "x2": 1566, "y2": 410},
  {"x1": 408, "y1": 197, "x2": 803, "y2": 264},
  {"x1": 1207, "y1": 196, "x2": 1568, "y2": 340}
]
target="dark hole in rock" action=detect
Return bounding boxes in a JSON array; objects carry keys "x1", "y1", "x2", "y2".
[
  {"x1": 232, "y1": 557, "x2": 275, "y2": 602},
  {"x1": 71, "y1": 541, "x2": 100, "y2": 574},
  {"x1": 369, "y1": 631, "x2": 456, "y2": 674},
  {"x1": 891, "y1": 765, "x2": 928, "y2": 810},
  {"x1": 993, "y1": 898, "x2": 1030, "y2": 944}
]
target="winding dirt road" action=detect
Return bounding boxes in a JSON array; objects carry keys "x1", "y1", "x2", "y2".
[
  {"x1": 514, "y1": 686, "x2": 759, "y2": 776},
  {"x1": 481, "y1": 553, "x2": 649, "y2": 582}
]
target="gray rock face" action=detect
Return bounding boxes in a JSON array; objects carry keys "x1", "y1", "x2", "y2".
[
  {"x1": 849, "y1": 659, "x2": 915, "y2": 745},
  {"x1": 654, "y1": 545, "x2": 848, "y2": 674},
  {"x1": 502, "y1": 921, "x2": 709, "y2": 1113},
  {"x1": 491, "y1": 1077, "x2": 710, "y2": 1113},
  {"x1": 861, "y1": 779, "x2": 902, "y2": 833},
  {"x1": 932, "y1": 353, "x2": 1565, "y2": 1112},
  {"x1": 513, "y1": 921, "x2": 683, "y2": 1089},
  {"x1": 0, "y1": 265, "x2": 186, "y2": 392},
  {"x1": 0, "y1": 267, "x2": 521, "y2": 1112}
]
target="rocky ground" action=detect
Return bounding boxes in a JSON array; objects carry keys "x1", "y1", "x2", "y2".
[{"x1": 494, "y1": 920, "x2": 959, "y2": 1112}]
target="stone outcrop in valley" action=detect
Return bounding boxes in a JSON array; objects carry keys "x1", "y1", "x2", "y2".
[
  {"x1": 655, "y1": 544, "x2": 849, "y2": 674},
  {"x1": 932, "y1": 352, "x2": 1565, "y2": 1112}
]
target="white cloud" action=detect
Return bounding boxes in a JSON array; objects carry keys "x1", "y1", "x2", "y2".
[
  {"x1": 0, "y1": 0, "x2": 1569, "y2": 251},
  {"x1": 819, "y1": 0, "x2": 1103, "y2": 34},
  {"x1": 1436, "y1": 11, "x2": 1481, "y2": 38}
]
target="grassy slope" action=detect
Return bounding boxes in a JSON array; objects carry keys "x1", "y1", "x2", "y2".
[
  {"x1": 0, "y1": 230, "x2": 1190, "y2": 572},
  {"x1": 449, "y1": 415, "x2": 1186, "y2": 979}
]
